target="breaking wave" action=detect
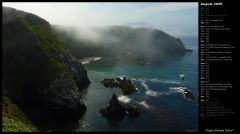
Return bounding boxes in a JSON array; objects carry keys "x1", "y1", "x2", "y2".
[
  {"x1": 118, "y1": 95, "x2": 131, "y2": 103},
  {"x1": 139, "y1": 101, "x2": 150, "y2": 108},
  {"x1": 169, "y1": 86, "x2": 187, "y2": 93},
  {"x1": 149, "y1": 78, "x2": 181, "y2": 84},
  {"x1": 140, "y1": 80, "x2": 162, "y2": 97},
  {"x1": 80, "y1": 57, "x2": 102, "y2": 64}
]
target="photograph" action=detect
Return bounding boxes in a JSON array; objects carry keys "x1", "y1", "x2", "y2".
[{"x1": 2, "y1": 2, "x2": 199, "y2": 132}]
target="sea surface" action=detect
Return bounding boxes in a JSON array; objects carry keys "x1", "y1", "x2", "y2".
[{"x1": 57, "y1": 37, "x2": 198, "y2": 132}]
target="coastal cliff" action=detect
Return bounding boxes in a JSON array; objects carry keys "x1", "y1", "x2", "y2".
[{"x1": 2, "y1": 7, "x2": 90, "y2": 130}]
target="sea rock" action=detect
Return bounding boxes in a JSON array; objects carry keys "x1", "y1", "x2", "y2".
[
  {"x1": 99, "y1": 94, "x2": 126, "y2": 118},
  {"x1": 2, "y1": 7, "x2": 90, "y2": 128},
  {"x1": 125, "y1": 104, "x2": 140, "y2": 117},
  {"x1": 101, "y1": 77, "x2": 136, "y2": 94},
  {"x1": 183, "y1": 89, "x2": 195, "y2": 101},
  {"x1": 100, "y1": 94, "x2": 140, "y2": 119}
]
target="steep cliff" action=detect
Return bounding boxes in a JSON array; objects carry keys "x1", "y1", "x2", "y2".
[{"x1": 2, "y1": 7, "x2": 90, "y2": 129}]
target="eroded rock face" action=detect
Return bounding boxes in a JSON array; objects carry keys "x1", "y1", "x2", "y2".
[
  {"x1": 125, "y1": 104, "x2": 140, "y2": 117},
  {"x1": 183, "y1": 89, "x2": 195, "y2": 101},
  {"x1": 2, "y1": 7, "x2": 90, "y2": 128},
  {"x1": 101, "y1": 77, "x2": 136, "y2": 94},
  {"x1": 99, "y1": 94, "x2": 126, "y2": 119},
  {"x1": 99, "y1": 94, "x2": 140, "y2": 119}
]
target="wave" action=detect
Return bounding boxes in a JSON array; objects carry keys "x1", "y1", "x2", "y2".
[
  {"x1": 139, "y1": 101, "x2": 150, "y2": 108},
  {"x1": 134, "y1": 78, "x2": 181, "y2": 84},
  {"x1": 118, "y1": 75, "x2": 128, "y2": 80},
  {"x1": 140, "y1": 80, "x2": 162, "y2": 97},
  {"x1": 118, "y1": 95, "x2": 131, "y2": 103},
  {"x1": 130, "y1": 77, "x2": 137, "y2": 81},
  {"x1": 80, "y1": 57, "x2": 102, "y2": 64},
  {"x1": 146, "y1": 90, "x2": 162, "y2": 97},
  {"x1": 169, "y1": 86, "x2": 187, "y2": 93},
  {"x1": 82, "y1": 61, "x2": 90, "y2": 64},
  {"x1": 140, "y1": 80, "x2": 150, "y2": 90},
  {"x1": 149, "y1": 78, "x2": 181, "y2": 84}
]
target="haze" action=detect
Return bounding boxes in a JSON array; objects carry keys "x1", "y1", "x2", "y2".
[{"x1": 2, "y1": 2, "x2": 198, "y2": 38}]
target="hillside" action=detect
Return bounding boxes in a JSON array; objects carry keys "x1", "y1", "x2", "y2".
[{"x1": 2, "y1": 7, "x2": 90, "y2": 130}]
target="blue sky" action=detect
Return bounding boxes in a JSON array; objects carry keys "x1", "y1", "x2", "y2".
[{"x1": 2, "y1": 2, "x2": 198, "y2": 38}]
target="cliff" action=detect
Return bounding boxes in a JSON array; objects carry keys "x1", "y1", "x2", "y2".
[{"x1": 2, "y1": 7, "x2": 90, "y2": 130}]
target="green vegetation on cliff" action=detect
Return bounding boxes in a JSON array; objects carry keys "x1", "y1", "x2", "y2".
[
  {"x1": 2, "y1": 96, "x2": 37, "y2": 132},
  {"x1": 2, "y1": 6, "x2": 90, "y2": 130},
  {"x1": 21, "y1": 18, "x2": 75, "y2": 85}
]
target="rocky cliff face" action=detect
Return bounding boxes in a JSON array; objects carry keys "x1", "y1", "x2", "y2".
[
  {"x1": 53, "y1": 25, "x2": 187, "y2": 62},
  {"x1": 2, "y1": 7, "x2": 90, "y2": 129}
]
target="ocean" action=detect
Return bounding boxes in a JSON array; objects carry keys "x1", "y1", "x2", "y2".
[{"x1": 56, "y1": 37, "x2": 198, "y2": 132}]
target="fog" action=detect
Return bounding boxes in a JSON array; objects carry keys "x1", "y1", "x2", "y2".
[
  {"x1": 3, "y1": 3, "x2": 196, "y2": 62},
  {"x1": 52, "y1": 24, "x2": 187, "y2": 62},
  {"x1": 2, "y1": 2, "x2": 198, "y2": 38}
]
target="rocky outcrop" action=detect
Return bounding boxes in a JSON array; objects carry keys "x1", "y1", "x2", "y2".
[
  {"x1": 125, "y1": 104, "x2": 140, "y2": 117},
  {"x1": 99, "y1": 94, "x2": 140, "y2": 119},
  {"x1": 183, "y1": 89, "x2": 195, "y2": 101},
  {"x1": 99, "y1": 94, "x2": 126, "y2": 118},
  {"x1": 2, "y1": 7, "x2": 90, "y2": 129},
  {"x1": 101, "y1": 77, "x2": 137, "y2": 94}
]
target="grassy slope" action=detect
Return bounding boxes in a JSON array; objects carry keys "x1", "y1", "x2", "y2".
[
  {"x1": 21, "y1": 18, "x2": 75, "y2": 85},
  {"x1": 2, "y1": 16, "x2": 73, "y2": 132},
  {"x1": 2, "y1": 12, "x2": 86, "y2": 132},
  {"x1": 2, "y1": 96, "x2": 38, "y2": 132}
]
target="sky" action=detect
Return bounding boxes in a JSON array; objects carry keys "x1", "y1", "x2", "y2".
[{"x1": 2, "y1": 2, "x2": 198, "y2": 38}]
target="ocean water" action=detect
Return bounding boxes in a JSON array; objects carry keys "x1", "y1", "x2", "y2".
[{"x1": 57, "y1": 37, "x2": 198, "y2": 132}]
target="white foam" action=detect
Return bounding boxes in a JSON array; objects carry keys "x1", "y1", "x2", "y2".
[
  {"x1": 140, "y1": 80, "x2": 150, "y2": 90},
  {"x1": 93, "y1": 57, "x2": 102, "y2": 61},
  {"x1": 140, "y1": 80, "x2": 161, "y2": 97},
  {"x1": 118, "y1": 95, "x2": 131, "y2": 103},
  {"x1": 139, "y1": 101, "x2": 150, "y2": 108},
  {"x1": 80, "y1": 57, "x2": 102, "y2": 64},
  {"x1": 146, "y1": 90, "x2": 162, "y2": 97},
  {"x1": 130, "y1": 78, "x2": 137, "y2": 81},
  {"x1": 118, "y1": 75, "x2": 127, "y2": 80},
  {"x1": 150, "y1": 78, "x2": 181, "y2": 84},
  {"x1": 169, "y1": 86, "x2": 187, "y2": 93},
  {"x1": 82, "y1": 61, "x2": 90, "y2": 64}
]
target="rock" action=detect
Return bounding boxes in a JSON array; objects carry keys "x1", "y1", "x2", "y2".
[
  {"x1": 101, "y1": 78, "x2": 116, "y2": 88},
  {"x1": 2, "y1": 7, "x2": 90, "y2": 128},
  {"x1": 125, "y1": 104, "x2": 140, "y2": 117},
  {"x1": 99, "y1": 94, "x2": 125, "y2": 118},
  {"x1": 101, "y1": 77, "x2": 136, "y2": 94},
  {"x1": 183, "y1": 89, "x2": 195, "y2": 101}
]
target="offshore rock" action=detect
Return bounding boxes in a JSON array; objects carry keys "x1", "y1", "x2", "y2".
[
  {"x1": 99, "y1": 94, "x2": 126, "y2": 119},
  {"x1": 101, "y1": 77, "x2": 136, "y2": 94}
]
